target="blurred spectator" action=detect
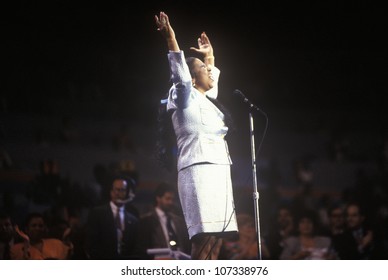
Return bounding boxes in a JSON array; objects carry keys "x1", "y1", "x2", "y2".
[
  {"x1": 47, "y1": 215, "x2": 87, "y2": 259},
  {"x1": 325, "y1": 204, "x2": 346, "y2": 236},
  {"x1": 0, "y1": 213, "x2": 16, "y2": 259},
  {"x1": 10, "y1": 212, "x2": 72, "y2": 259},
  {"x1": 137, "y1": 182, "x2": 190, "y2": 258},
  {"x1": 335, "y1": 202, "x2": 376, "y2": 259},
  {"x1": 85, "y1": 176, "x2": 139, "y2": 259},
  {"x1": 220, "y1": 213, "x2": 269, "y2": 260},
  {"x1": 265, "y1": 205, "x2": 296, "y2": 259},
  {"x1": 280, "y1": 210, "x2": 336, "y2": 260},
  {"x1": 292, "y1": 158, "x2": 318, "y2": 216},
  {"x1": 293, "y1": 158, "x2": 314, "y2": 188},
  {"x1": 321, "y1": 203, "x2": 346, "y2": 257}
]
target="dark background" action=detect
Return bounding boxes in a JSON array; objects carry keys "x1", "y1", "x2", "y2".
[{"x1": 4, "y1": 1, "x2": 386, "y2": 127}]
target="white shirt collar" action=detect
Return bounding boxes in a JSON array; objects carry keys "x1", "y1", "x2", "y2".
[
  {"x1": 155, "y1": 207, "x2": 167, "y2": 220},
  {"x1": 110, "y1": 201, "x2": 124, "y2": 213}
]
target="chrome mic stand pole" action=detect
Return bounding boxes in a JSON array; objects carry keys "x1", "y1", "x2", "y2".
[
  {"x1": 234, "y1": 89, "x2": 268, "y2": 260},
  {"x1": 249, "y1": 112, "x2": 263, "y2": 260}
]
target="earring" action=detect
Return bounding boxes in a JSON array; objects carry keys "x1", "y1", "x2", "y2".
[{"x1": 192, "y1": 83, "x2": 196, "y2": 87}]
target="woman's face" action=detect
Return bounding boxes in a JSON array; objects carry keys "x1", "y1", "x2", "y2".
[
  {"x1": 191, "y1": 58, "x2": 214, "y2": 93},
  {"x1": 26, "y1": 217, "x2": 46, "y2": 241},
  {"x1": 0, "y1": 217, "x2": 13, "y2": 242},
  {"x1": 298, "y1": 217, "x2": 314, "y2": 235}
]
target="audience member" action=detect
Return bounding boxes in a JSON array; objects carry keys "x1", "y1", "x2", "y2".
[
  {"x1": 220, "y1": 213, "x2": 269, "y2": 260},
  {"x1": 46, "y1": 215, "x2": 86, "y2": 259},
  {"x1": 85, "y1": 176, "x2": 139, "y2": 259},
  {"x1": 137, "y1": 182, "x2": 190, "y2": 258},
  {"x1": 325, "y1": 204, "x2": 346, "y2": 236},
  {"x1": 0, "y1": 213, "x2": 16, "y2": 259},
  {"x1": 265, "y1": 205, "x2": 296, "y2": 259},
  {"x1": 280, "y1": 210, "x2": 336, "y2": 260},
  {"x1": 321, "y1": 204, "x2": 346, "y2": 257},
  {"x1": 10, "y1": 212, "x2": 72, "y2": 259},
  {"x1": 334, "y1": 202, "x2": 376, "y2": 259},
  {"x1": 293, "y1": 158, "x2": 314, "y2": 188}
]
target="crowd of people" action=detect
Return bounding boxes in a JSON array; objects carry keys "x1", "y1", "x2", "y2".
[
  {"x1": 0, "y1": 195, "x2": 386, "y2": 260},
  {"x1": 1, "y1": 160, "x2": 388, "y2": 260},
  {"x1": 2, "y1": 117, "x2": 388, "y2": 260}
]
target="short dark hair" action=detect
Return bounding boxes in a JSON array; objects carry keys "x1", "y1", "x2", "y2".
[
  {"x1": 110, "y1": 175, "x2": 136, "y2": 191},
  {"x1": 153, "y1": 182, "x2": 176, "y2": 204},
  {"x1": 296, "y1": 210, "x2": 319, "y2": 229},
  {"x1": 24, "y1": 212, "x2": 46, "y2": 229},
  {"x1": 185, "y1": 57, "x2": 198, "y2": 78},
  {"x1": 346, "y1": 201, "x2": 365, "y2": 216},
  {"x1": 327, "y1": 203, "x2": 344, "y2": 216}
]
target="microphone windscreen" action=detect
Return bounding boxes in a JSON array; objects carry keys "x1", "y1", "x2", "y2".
[{"x1": 233, "y1": 89, "x2": 246, "y2": 99}]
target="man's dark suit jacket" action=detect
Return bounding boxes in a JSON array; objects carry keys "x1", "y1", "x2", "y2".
[
  {"x1": 86, "y1": 204, "x2": 139, "y2": 259},
  {"x1": 137, "y1": 209, "x2": 191, "y2": 258}
]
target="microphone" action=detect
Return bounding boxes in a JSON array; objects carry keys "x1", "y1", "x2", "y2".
[
  {"x1": 233, "y1": 89, "x2": 264, "y2": 113},
  {"x1": 116, "y1": 189, "x2": 136, "y2": 204},
  {"x1": 233, "y1": 89, "x2": 248, "y2": 102}
]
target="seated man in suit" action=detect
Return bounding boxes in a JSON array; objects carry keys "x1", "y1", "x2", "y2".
[
  {"x1": 335, "y1": 202, "x2": 377, "y2": 259},
  {"x1": 138, "y1": 182, "x2": 190, "y2": 258},
  {"x1": 85, "y1": 175, "x2": 139, "y2": 259}
]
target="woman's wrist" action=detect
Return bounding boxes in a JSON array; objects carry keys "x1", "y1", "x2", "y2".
[{"x1": 204, "y1": 55, "x2": 215, "y2": 65}]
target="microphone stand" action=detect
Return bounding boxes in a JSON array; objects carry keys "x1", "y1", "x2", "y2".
[
  {"x1": 250, "y1": 112, "x2": 263, "y2": 260},
  {"x1": 236, "y1": 91, "x2": 268, "y2": 260}
]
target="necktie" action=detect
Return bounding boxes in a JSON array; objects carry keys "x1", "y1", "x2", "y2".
[
  {"x1": 115, "y1": 208, "x2": 123, "y2": 231},
  {"x1": 166, "y1": 213, "x2": 178, "y2": 250},
  {"x1": 115, "y1": 208, "x2": 123, "y2": 255}
]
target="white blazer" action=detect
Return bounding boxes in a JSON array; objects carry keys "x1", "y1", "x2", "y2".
[{"x1": 166, "y1": 51, "x2": 232, "y2": 171}]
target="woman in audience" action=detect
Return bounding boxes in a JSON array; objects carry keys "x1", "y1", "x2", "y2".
[
  {"x1": 280, "y1": 210, "x2": 336, "y2": 260},
  {"x1": 11, "y1": 212, "x2": 73, "y2": 260}
]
